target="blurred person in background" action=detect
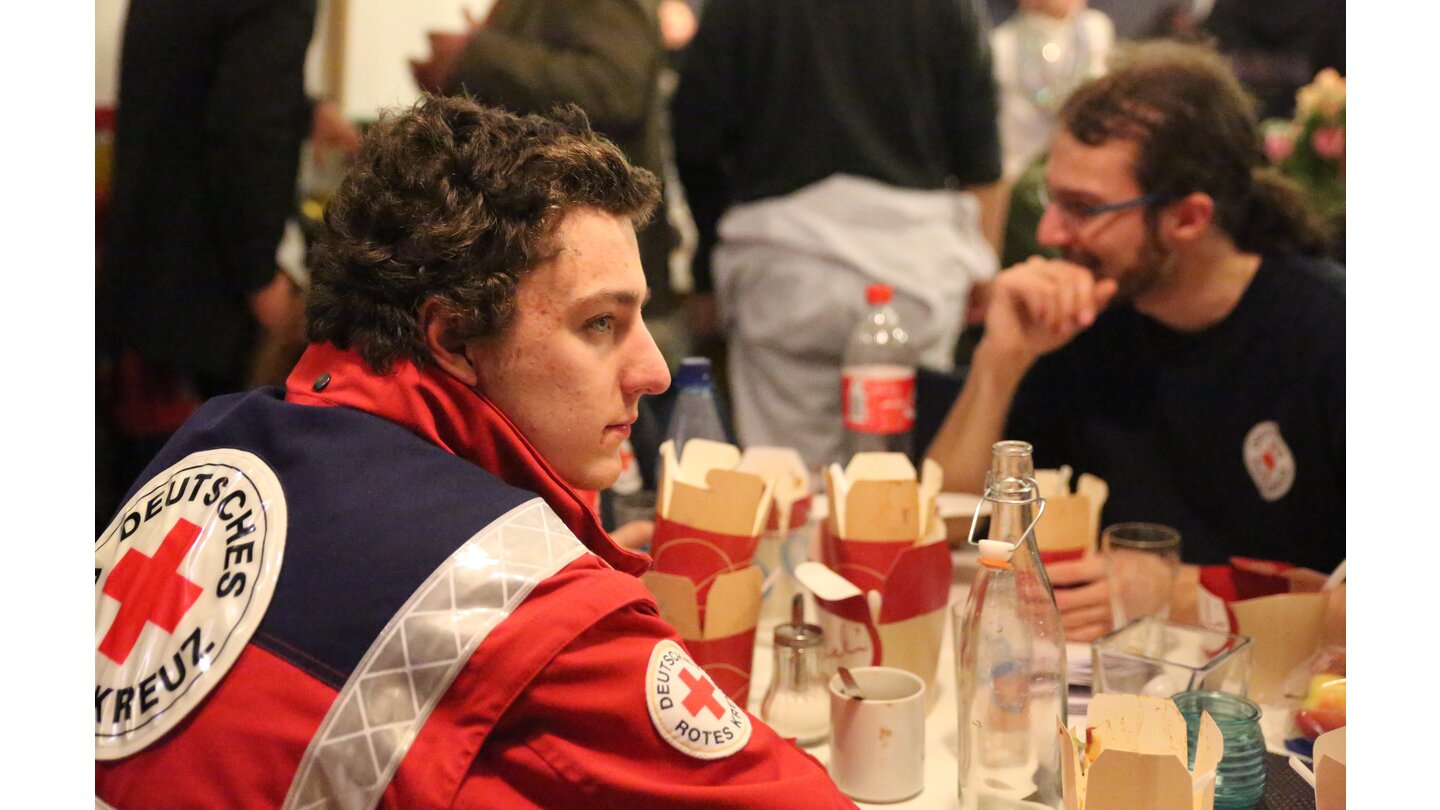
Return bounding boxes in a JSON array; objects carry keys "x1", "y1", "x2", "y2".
[
  {"x1": 927, "y1": 41, "x2": 1342, "y2": 640},
  {"x1": 411, "y1": 0, "x2": 682, "y2": 353},
  {"x1": 1202, "y1": 0, "x2": 1345, "y2": 120},
  {"x1": 97, "y1": 0, "x2": 359, "y2": 530},
  {"x1": 671, "y1": 0, "x2": 1003, "y2": 471},
  {"x1": 989, "y1": 0, "x2": 1193, "y2": 42},
  {"x1": 95, "y1": 98, "x2": 852, "y2": 808},
  {"x1": 983, "y1": 0, "x2": 1113, "y2": 279},
  {"x1": 992, "y1": 0, "x2": 1114, "y2": 184}
]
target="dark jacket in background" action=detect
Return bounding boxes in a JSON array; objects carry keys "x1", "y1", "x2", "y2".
[
  {"x1": 99, "y1": 0, "x2": 315, "y2": 388},
  {"x1": 446, "y1": 0, "x2": 677, "y2": 311},
  {"x1": 1203, "y1": 0, "x2": 1345, "y2": 119},
  {"x1": 670, "y1": 0, "x2": 1001, "y2": 294}
]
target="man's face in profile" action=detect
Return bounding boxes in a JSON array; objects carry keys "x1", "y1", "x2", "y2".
[
  {"x1": 1037, "y1": 131, "x2": 1175, "y2": 304},
  {"x1": 466, "y1": 208, "x2": 672, "y2": 491}
]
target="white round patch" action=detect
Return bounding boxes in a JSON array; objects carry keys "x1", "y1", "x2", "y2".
[
  {"x1": 1242, "y1": 420, "x2": 1296, "y2": 502},
  {"x1": 645, "y1": 640, "x2": 752, "y2": 759},
  {"x1": 95, "y1": 449, "x2": 287, "y2": 760}
]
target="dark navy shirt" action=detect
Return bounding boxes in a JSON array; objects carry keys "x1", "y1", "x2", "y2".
[{"x1": 1006, "y1": 253, "x2": 1345, "y2": 571}]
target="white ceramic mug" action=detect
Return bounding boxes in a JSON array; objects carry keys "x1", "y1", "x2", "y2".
[{"x1": 827, "y1": 666, "x2": 926, "y2": 803}]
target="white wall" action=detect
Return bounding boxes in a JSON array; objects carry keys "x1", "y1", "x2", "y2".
[
  {"x1": 95, "y1": 0, "x2": 128, "y2": 108},
  {"x1": 340, "y1": 0, "x2": 495, "y2": 121}
]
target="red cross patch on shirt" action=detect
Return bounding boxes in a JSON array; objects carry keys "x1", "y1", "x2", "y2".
[{"x1": 645, "y1": 640, "x2": 751, "y2": 759}]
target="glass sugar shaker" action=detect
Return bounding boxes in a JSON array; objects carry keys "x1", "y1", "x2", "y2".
[{"x1": 760, "y1": 594, "x2": 830, "y2": 745}]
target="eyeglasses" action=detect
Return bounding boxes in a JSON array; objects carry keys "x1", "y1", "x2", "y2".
[{"x1": 1037, "y1": 185, "x2": 1172, "y2": 224}]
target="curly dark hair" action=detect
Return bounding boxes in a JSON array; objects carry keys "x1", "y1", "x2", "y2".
[
  {"x1": 1060, "y1": 41, "x2": 1328, "y2": 257},
  {"x1": 306, "y1": 96, "x2": 661, "y2": 371}
]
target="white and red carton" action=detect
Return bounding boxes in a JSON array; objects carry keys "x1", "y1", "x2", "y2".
[
  {"x1": 800, "y1": 452, "x2": 951, "y2": 688},
  {"x1": 1192, "y1": 559, "x2": 1335, "y2": 704},
  {"x1": 734, "y1": 447, "x2": 813, "y2": 623},
  {"x1": 642, "y1": 438, "x2": 775, "y2": 705},
  {"x1": 1032, "y1": 466, "x2": 1108, "y2": 565}
]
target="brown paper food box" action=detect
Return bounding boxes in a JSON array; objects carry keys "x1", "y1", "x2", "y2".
[
  {"x1": 1032, "y1": 466, "x2": 1108, "y2": 564},
  {"x1": 806, "y1": 452, "x2": 952, "y2": 689},
  {"x1": 1230, "y1": 591, "x2": 1329, "y2": 704},
  {"x1": 735, "y1": 447, "x2": 813, "y2": 623},
  {"x1": 1313, "y1": 726, "x2": 1345, "y2": 810},
  {"x1": 642, "y1": 438, "x2": 775, "y2": 704},
  {"x1": 1060, "y1": 694, "x2": 1223, "y2": 810}
]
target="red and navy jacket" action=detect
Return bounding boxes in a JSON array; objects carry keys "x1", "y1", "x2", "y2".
[{"x1": 96, "y1": 343, "x2": 852, "y2": 809}]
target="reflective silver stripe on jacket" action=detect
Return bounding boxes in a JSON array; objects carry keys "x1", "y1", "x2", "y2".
[{"x1": 282, "y1": 498, "x2": 588, "y2": 810}]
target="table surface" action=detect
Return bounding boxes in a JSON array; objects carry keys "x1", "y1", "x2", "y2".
[{"x1": 745, "y1": 547, "x2": 1318, "y2": 810}]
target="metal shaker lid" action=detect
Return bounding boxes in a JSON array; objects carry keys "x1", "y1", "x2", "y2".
[{"x1": 774, "y1": 594, "x2": 823, "y2": 648}]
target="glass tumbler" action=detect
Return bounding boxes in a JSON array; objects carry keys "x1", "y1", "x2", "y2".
[
  {"x1": 1102, "y1": 522, "x2": 1182, "y2": 630},
  {"x1": 1171, "y1": 690, "x2": 1266, "y2": 810}
]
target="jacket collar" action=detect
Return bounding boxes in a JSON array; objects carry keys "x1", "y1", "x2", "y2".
[{"x1": 284, "y1": 342, "x2": 649, "y2": 576}]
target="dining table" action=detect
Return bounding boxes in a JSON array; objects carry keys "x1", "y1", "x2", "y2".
[{"x1": 743, "y1": 510, "x2": 1322, "y2": 810}]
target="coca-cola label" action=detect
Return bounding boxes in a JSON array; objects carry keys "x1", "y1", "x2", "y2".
[{"x1": 842, "y1": 366, "x2": 915, "y2": 434}]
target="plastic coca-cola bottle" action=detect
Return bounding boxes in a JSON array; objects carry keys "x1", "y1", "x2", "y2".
[{"x1": 841, "y1": 283, "x2": 916, "y2": 461}]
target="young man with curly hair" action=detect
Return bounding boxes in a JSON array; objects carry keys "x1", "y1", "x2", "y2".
[{"x1": 95, "y1": 97, "x2": 851, "y2": 808}]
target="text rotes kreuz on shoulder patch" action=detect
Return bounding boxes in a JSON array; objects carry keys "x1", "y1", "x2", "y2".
[
  {"x1": 645, "y1": 640, "x2": 751, "y2": 759},
  {"x1": 94, "y1": 449, "x2": 287, "y2": 760}
]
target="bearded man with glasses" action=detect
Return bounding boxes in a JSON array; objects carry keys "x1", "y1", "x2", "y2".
[{"x1": 927, "y1": 41, "x2": 1343, "y2": 642}]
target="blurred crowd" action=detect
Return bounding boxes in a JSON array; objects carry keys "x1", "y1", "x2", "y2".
[{"x1": 95, "y1": 0, "x2": 1345, "y2": 534}]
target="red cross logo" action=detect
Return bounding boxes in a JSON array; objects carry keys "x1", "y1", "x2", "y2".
[
  {"x1": 679, "y1": 667, "x2": 726, "y2": 719},
  {"x1": 98, "y1": 519, "x2": 206, "y2": 665}
]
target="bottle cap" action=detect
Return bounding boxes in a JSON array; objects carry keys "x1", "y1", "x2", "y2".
[
  {"x1": 675, "y1": 356, "x2": 713, "y2": 388},
  {"x1": 977, "y1": 538, "x2": 1017, "y2": 564},
  {"x1": 865, "y1": 283, "x2": 893, "y2": 305}
]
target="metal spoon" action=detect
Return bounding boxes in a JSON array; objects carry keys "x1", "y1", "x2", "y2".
[{"x1": 837, "y1": 666, "x2": 865, "y2": 701}]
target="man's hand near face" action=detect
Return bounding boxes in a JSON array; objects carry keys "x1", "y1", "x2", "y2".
[
  {"x1": 927, "y1": 257, "x2": 1119, "y2": 493},
  {"x1": 977, "y1": 257, "x2": 1118, "y2": 370}
]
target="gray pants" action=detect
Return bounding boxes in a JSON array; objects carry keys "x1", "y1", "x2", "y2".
[
  {"x1": 724, "y1": 255, "x2": 975, "y2": 471},
  {"x1": 714, "y1": 175, "x2": 996, "y2": 471}
]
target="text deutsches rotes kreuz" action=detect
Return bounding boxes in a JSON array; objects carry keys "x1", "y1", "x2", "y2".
[{"x1": 95, "y1": 451, "x2": 286, "y2": 759}]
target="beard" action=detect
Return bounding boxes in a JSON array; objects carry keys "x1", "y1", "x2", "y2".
[{"x1": 1063, "y1": 224, "x2": 1175, "y2": 303}]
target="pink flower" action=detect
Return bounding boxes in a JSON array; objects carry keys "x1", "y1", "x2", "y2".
[
  {"x1": 1311, "y1": 126, "x2": 1345, "y2": 160},
  {"x1": 1264, "y1": 129, "x2": 1295, "y2": 163}
]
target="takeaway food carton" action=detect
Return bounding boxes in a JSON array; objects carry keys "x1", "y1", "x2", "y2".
[
  {"x1": 1194, "y1": 559, "x2": 1335, "y2": 704},
  {"x1": 1313, "y1": 726, "x2": 1345, "y2": 810},
  {"x1": 1060, "y1": 694, "x2": 1223, "y2": 810},
  {"x1": 735, "y1": 447, "x2": 813, "y2": 623},
  {"x1": 642, "y1": 438, "x2": 774, "y2": 704},
  {"x1": 797, "y1": 453, "x2": 951, "y2": 688},
  {"x1": 1032, "y1": 466, "x2": 1108, "y2": 564}
]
